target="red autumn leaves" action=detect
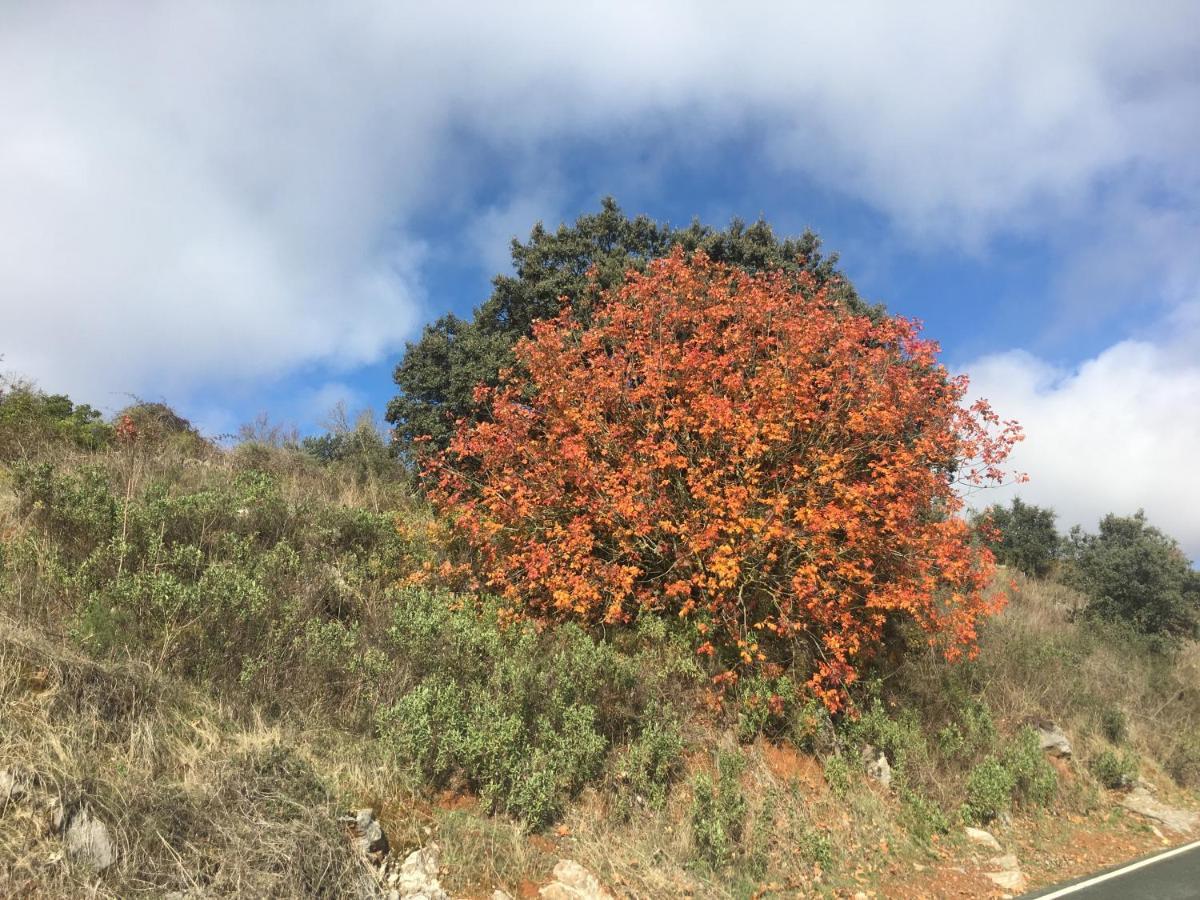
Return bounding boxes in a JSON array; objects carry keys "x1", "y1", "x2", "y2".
[{"x1": 429, "y1": 250, "x2": 1021, "y2": 709}]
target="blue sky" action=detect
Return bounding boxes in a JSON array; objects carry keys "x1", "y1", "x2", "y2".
[{"x1": 2, "y1": 2, "x2": 1198, "y2": 557}]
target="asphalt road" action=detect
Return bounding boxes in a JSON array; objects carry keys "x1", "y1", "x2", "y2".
[{"x1": 1022, "y1": 839, "x2": 1200, "y2": 899}]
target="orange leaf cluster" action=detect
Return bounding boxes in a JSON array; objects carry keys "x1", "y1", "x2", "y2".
[{"x1": 429, "y1": 250, "x2": 1022, "y2": 710}]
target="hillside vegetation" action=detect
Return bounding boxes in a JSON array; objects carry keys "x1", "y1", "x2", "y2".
[{"x1": 1, "y1": 382, "x2": 1197, "y2": 898}]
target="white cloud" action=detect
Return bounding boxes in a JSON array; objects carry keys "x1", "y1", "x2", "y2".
[
  {"x1": 965, "y1": 304, "x2": 1200, "y2": 562},
  {"x1": 1, "y1": 1, "x2": 1197, "y2": 404}
]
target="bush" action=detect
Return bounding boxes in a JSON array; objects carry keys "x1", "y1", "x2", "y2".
[
  {"x1": 690, "y1": 751, "x2": 748, "y2": 869},
  {"x1": 973, "y1": 497, "x2": 1059, "y2": 578},
  {"x1": 431, "y1": 250, "x2": 1021, "y2": 710},
  {"x1": 613, "y1": 716, "x2": 685, "y2": 813},
  {"x1": 375, "y1": 588, "x2": 693, "y2": 828},
  {"x1": 1064, "y1": 511, "x2": 1200, "y2": 638},
  {"x1": 0, "y1": 380, "x2": 113, "y2": 459},
  {"x1": 962, "y1": 728, "x2": 1056, "y2": 823},
  {"x1": 1089, "y1": 749, "x2": 1138, "y2": 789},
  {"x1": 963, "y1": 758, "x2": 1016, "y2": 824}
]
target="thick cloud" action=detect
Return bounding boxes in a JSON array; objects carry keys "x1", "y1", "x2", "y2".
[
  {"x1": 2, "y1": 1, "x2": 1198, "y2": 404},
  {"x1": 966, "y1": 303, "x2": 1200, "y2": 562}
]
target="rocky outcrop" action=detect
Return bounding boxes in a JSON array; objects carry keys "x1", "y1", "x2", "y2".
[
  {"x1": 539, "y1": 859, "x2": 614, "y2": 900},
  {"x1": 341, "y1": 808, "x2": 447, "y2": 900},
  {"x1": 1120, "y1": 785, "x2": 1199, "y2": 833},
  {"x1": 863, "y1": 745, "x2": 892, "y2": 788},
  {"x1": 964, "y1": 826, "x2": 1002, "y2": 852},
  {"x1": 1031, "y1": 721, "x2": 1072, "y2": 758}
]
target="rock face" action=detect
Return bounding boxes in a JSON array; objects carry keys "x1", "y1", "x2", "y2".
[
  {"x1": 863, "y1": 745, "x2": 892, "y2": 788},
  {"x1": 1120, "y1": 785, "x2": 1200, "y2": 833},
  {"x1": 984, "y1": 852, "x2": 1028, "y2": 893},
  {"x1": 1033, "y1": 721, "x2": 1072, "y2": 758},
  {"x1": 351, "y1": 808, "x2": 390, "y2": 859},
  {"x1": 539, "y1": 859, "x2": 614, "y2": 900},
  {"x1": 392, "y1": 845, "x2": 449, "y2": 900},
  {"x1": 62, "y1": 806, "x2": 118, "y2": 872},
  {"x1": 964, "y1": 826, "x2": 1002, "y2": 852}
]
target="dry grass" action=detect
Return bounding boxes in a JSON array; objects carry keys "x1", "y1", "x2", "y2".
[{"x1": 0, "y1": 615, "x2": 370, "y2": 897}]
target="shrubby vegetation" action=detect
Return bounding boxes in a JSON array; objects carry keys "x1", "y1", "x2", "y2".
[
  {"x1": 1063, "y1": 510, "x2": 1200, "y2": 639},
  {"x1": 974, "y1": 497, "x2": 1060, "y2": 578}
]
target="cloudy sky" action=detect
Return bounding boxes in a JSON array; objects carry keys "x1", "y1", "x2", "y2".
[{"x1": 2, "y1": 1, "x2": 1198, "y2": 558}]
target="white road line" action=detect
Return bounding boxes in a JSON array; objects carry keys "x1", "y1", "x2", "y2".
[{"x1": 1032, "y1": 839, "x2": 1200, "y2": 898}]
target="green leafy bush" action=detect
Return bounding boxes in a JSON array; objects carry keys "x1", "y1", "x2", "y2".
[
  {"x1": 1089, "y1": 749, "x2": 1138, "y2": 789},
  {"x1": 375, "y1": 588, "x2": 693, "y2": 828},
  {"x1": 1064, "y1": 511, "x2": 1200, "y2": 638},
  {"x1": 690, "y1": 751, "x2": 748, "y2": 869},
  {"x1": 973, "y1": 497, "x2": 1059, "y2": 578},
  {"x1": 962, "y1": 728, "x2": 1056, "y2": 823}
]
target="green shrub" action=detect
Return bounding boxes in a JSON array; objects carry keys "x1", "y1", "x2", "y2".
[
  {"x1": 973, "y1": 497, "x2": 1060, "y2": 578},
  {"x1": 1005, "y1": 727, "x2": 1057, "y2": 807},
  {"x1": 1089, "y1": 749, "x2": 1138, "y2": 789},
  {"x1": 614, "y1": 716, "x2": 685, "y2": 812},
  {"x1": 823, "y1": 754, "x2": 852, "y2": 797},
  {"x1": 374, "y1": 589, "x2": 693, "y2": 828},
  {"x1": 963, "y1": 758, "x2": 1016, "y2": 824},
  {"x1": 734, "y1": 674, "x2": 797, "y2": 742},
  {"x1": 690, "y1": 751, "x2": 748, "y2": 869},
  {"x1": 1100, "y1": 707, "x2": 1128, "y2": 744},
  {"x1": 1063, "y1": 511, "x2": 1200, "y2": 639}
]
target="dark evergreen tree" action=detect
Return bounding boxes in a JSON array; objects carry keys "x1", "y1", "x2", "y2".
[
  {"x1": 973, "y1": 497, "x2": 1060, "y2": 578},
  {"x1": 387, "y1": 198, "x2": 873, "y2": 461},
  {"x1": 1064, "y1": 511, "x2": 1200, "y2": 638}
]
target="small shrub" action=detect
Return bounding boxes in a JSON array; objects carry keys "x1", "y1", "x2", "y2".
[
  {"x1": 1100, "y1": 707, "x2": 1128, "y2": 744},
  {"x1": 823, "y1": 754, "x2": 852, "y2": 797},
  {"x1": 613, "y1": 716, "x2": 685, "y2": 812},
  {"x1": 734, "y1": 674, "x2": 797, "y2": 742},
  {"x1": 963, "y1": 758, "x2": 1016, "y2": 824},
  {"x1": 1166, "y1": 735, "x2": 1200, "y2": 787},
  {"x1": 1005, "y1": 727, "x2": 1057, "y2": 808},
  {"x1": 690, "y1": 751, "x2": 748, "y2": 869},
  {"x1": 1089, "y1": 749, "x2": 1138, "y2": 789}
]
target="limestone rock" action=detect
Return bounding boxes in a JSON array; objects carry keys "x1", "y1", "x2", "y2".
[
  {"x1": 539, "y1": 859, "x2": 614, "y2": 900},
  {"x1": 350, "y1": 808, "x2": 389, "y2": 859},
  {"x1": 1120, "y1": 785, "x2": 1199, "y2": 833},
  {"x1": 964, "y1": 826, "x2": 1002, "y2": 852},
  {"x1": 985, "y1": 868, "x2": 1028, "y2": 892},
  {"x1": 63, "y1": 806, "x2": 117, "y2": 872},
  {"x1": 1033, "y1": 721, "x2": 1072, "y2": 758},
  {"x1": 863, "y1": 745, "x2": 892, "y2": 788},
  {"x1": 394, "y1": 844, "x2": 448, "y2": 900}
]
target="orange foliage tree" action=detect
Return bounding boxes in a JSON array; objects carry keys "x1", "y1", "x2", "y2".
[{"x1": 429, "y1": 250, "x2": 1022, "y2": 709}]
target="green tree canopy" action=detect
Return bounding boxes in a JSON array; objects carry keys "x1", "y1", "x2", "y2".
[
  {"x1": 1064, "y1": 511, "x2": 1200, "y2": 639},
  {"x1": 973, "y1": 497, "x2": 1060, "y2": 578},
  {"x1": 386, "y1": 198, "x2": 874, "y2": 462}
]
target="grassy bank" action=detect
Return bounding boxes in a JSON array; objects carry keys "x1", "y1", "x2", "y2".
[{"x1": 2, "y1": 437, "x2": 1197, "y2": 897}]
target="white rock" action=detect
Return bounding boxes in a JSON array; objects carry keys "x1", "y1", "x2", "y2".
[
  {"x1": 492, "y1": 892, "x2": 515, "y2": 900},
  {"x1": 964, "y1": 826, "x2": 1002, "y2": 852},
  {"x1": 863, "y1": 745, "x2": 892, "y2": 788},
  {"x1": 395, "y1": 844, "x2": 448, "y2": 900},
  {"x1": 989, "y1": 853, "x2": 1020, "y2": 872},
  {"x1": 985, "y1": 868, "x2": 1028, "y2": 892},
  {"x1": 1120, "y1": 785, "x2": 1199, "y2": 834},
  {"x1": 1034, "y1": 723, "x2": 1072, "y2": 758},
  {"x1": 539, "y1": 859, "x2": 614, "y2": 900},
  {"x1": 63, "y1": 806, "x2": 117, "y2": 872}
]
